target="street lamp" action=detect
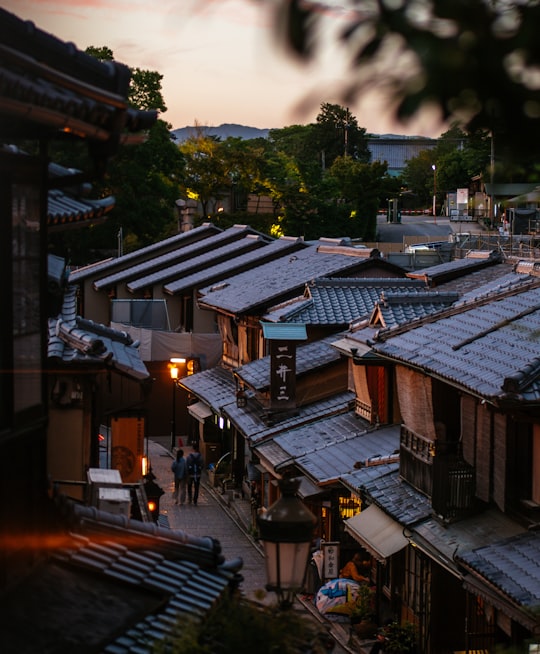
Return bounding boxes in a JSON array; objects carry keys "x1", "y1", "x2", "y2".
[
  {"x1": 257, "y1": 476, "x2": 317, "y2": 609},
  {"x1": 432, "y1": 164, "x2": 437, "y2": 224},
  {"x1": 169, "y1": 357, "x2": 185, "y2": 451}
]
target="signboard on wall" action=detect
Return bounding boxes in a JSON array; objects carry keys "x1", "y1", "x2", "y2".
[
  {"x1": 322, "y1": 541, "x2": 341, "y2": 581},
  {"x1": 111, "y1": 415, "x2": 145, "y2": 483},
  {"x1": 270, "y1": 340, "x2": 297, "y2": 410}
]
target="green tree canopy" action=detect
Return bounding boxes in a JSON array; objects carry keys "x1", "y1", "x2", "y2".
[
  {"x1": 314, "y1": 103, "x2": 370, "y2": 166},
  {"x1": 327, "y1": 156, "x2": 389, "y2": 240}
]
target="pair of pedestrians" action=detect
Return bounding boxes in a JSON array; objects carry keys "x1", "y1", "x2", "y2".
[{"x1": 171, "y1": 443, "x2": 204, "y2": 505}]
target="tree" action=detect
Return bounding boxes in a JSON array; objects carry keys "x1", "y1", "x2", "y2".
[
  {"x1": 327, "y1": 156, "x2": 389, "y2": 240},
  {"x1": 85, "y1": 46, "x2": 167, "y2": 112},
  {"x1": 314, "y1": 103, "x2": 370, "y2": 167},
  {"x1": 272, "y1": 0, "x2": 540, "y2": 162},
  {"x1": 401, "y1": 126, "x2": 491, "y2": 208}
]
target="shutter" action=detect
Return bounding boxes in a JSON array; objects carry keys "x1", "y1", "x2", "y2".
[{"x1": 396, "y1": 366, "x2": 436, "y2": 440}]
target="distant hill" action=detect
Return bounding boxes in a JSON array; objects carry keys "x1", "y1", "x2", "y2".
[
  {"x1": 171, "y1": 124, "x2": 432, "y2": 143},
  {"x1": 171, "y1": 124, "x2": 271, "y2": 142}
]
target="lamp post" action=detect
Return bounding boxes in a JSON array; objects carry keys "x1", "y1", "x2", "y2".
[
  {"x1": 169, "y1": 357, "x2": 186, "y2": 451},
  {"x1": 169, "y1": 363, "x2": 178, "y2": 451},
  {"x1": 432, "y1": 164, "x2": 437, "y2": 224},
  {"x1": 257, "y1": 476, "x2": 317, "y2": 609}
]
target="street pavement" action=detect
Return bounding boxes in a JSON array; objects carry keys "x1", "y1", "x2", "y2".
[
  {"x1": 147, "y1": 438, "x2": 269, "y2": 604},
  {"x1": 147, "y1": 438, "x2": 359, "y2": 653}
]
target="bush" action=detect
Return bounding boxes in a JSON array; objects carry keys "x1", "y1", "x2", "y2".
[{"x1": 154, "y1": 594, "x2": 333, "y2": 653}]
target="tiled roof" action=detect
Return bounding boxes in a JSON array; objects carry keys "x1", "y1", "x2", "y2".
[
  {"x1": 359, "y1": 469, "x2": 432, "y2": 526},
  {"x1": 457, "y1": 531, "x2": 540, "y2": 612},
  {"x1": 0, "y1": 8, "x2": 156, "y2": 143},
  {"x1": 68, "y1": 223, "x2": 222, "y2": 283},
  {"x1": 293, "y1": 423, "x2": 400, "y2": 484},
  {"x1": 48, "y1": 286, "x2": 149, "y2": 380},
  {"x1": 48, "y1": 188, "x2": 115, "y2": 231},
  {"x1": 264, "y1": 278, "x2": 425, "y2": 325},
  {"x1": 95, "y1": 225, "x2": 265, "y2": 291},
  {"x1": 236, "y1": 333, "x2": 345, "y2": 391},
  {"x1": 179, "y1": 364, "x2": 357, "y2": 444},
  {"x1": 2, "y1": 499, "x2": 239, "y2": 654},
  {"x1": 261, "y1": 418, "x2": 400, "y2": 484},
  {"x1": 178, "y1": 366, "x2": 237, "y2": 414},
  {"x1": 371, "y1": 291, "x2": 459, "y2": 329},
  {"x1": 340, "y1": 462, "x2": 399, "y2": 495},
  {"x1": 453, "y1": 269, "x2": 534, "y2": 304},
  {"x1": 406, "y1": 250, "x2": 503, "y2": 286},
  {"x1": 197, "y1": 246, "x2": 399, "y2": 315},
  {"x1": 164, "y1": 237, "x2": 306, "y2": 295},
  {"x1": 228, "y1": 391, "x2": 356, "y2": 444},
  {"x1": 372, "y1": 282, "x2": 540, "y2": 403}
]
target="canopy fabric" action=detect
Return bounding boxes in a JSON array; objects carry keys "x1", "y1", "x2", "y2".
[
  {"x1": 344, "y1": 504, "x2": 408, "y2": 562},
  {"x1": 187, "y1": 401, "x2": 213, "y2": 423}
]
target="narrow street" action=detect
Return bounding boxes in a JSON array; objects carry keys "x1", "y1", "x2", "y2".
[
  {"x1": 147, "y1": 438, "x2": 357, "y2": 653},
  {"x1": 148, "y1": 438, "x2": 269, "y2": 604}
]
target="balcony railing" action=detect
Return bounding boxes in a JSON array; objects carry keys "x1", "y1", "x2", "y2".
[{"x1": 400, "y1": 425, "x2": 475, "y2": 520}]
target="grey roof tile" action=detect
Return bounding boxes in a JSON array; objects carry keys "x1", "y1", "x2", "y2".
[
  {"x1": 4, "y1": 499, "x2": 238, "y2": 654},
  {"x1": 372, "y1": 283, "x2": 540, "y2": 402},
  {"x1": 255, "y1": 416, "x2": 399, "y2": 483},
  {"x1": 360, "y1": 469, "x2": 432, "y2": 525},
  {"x1": 294, "y1": 424, "x2": 400, "y2": 483},
  {"x1": 197, "y1": 246, "x2": 400, "y2": 315},
  {"x1": 229, "y1": 391, "x2": 356, "y2": 444},
  {"x1": 48, "y1": 187, "x2": 115, "y2": 230},
  {"x1": 417, "y1": 510, "x2": 527, "y2": 586},
  {"x1": 68, "y1": 223, "x2": 221, "y2": 283},
  {"x1": 164, "y1": 237, "x2": 306, "y2": 295},
  {"x1": 407, "y1": 250, "x2": 503, "y2": 286},
  {"x1": 178, "y1": 366, "x2": 236, "y2": 413},
  {"x1": 125, "y1": 234, "x2": 269, "y2": 292},
  {"x1": 94, "y1": 225, "x2": 263, "y2": 291},
  {"x1": 264, "y1": 278, "x2": 426, "y2": 325},
  {"x1": 373, "y1": 291, "x2": 459, "y2": 329},
  {"x1": 459, "y1": 532, "x2": 540, "y2": 607}
]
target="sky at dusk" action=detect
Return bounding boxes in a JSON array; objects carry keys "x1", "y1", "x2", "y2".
[{"x1": 5, "y1": 0, "x2": 444, "y2": 136}]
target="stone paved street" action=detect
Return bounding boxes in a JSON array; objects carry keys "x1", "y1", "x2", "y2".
[
  {"x1": 147, "y1": 439, "x2": 358, "y2": 653},
  {"x1": 147, "y1": 439, "x2": 270, "y2": 605}
]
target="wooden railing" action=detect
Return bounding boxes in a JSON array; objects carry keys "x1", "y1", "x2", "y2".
[{"x1": 400, "y1": 426, "x2": 475, "y2": 519}]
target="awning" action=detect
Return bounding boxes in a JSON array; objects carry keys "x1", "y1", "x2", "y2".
[
  {"x1": 187, "y1": 402, "x2": 213, "y2": 423},
  {"x1": 344, "y1": 504, "x2": 408, "y2": 562}
]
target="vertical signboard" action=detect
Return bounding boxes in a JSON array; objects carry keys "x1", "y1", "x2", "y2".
[
  {"x1": 111, "y1": 415, "x2": 145, "y2": 483},
  {"x1": 270, "y1": 340, "x2": 296, "y2": 410},
  {"x1": 322, "y1": 541, "x2": 341, "y2": 581}
]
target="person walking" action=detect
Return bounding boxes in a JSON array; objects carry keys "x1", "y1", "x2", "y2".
[
  {"x1": 186, "y1": 442, "x2": 204, "y2": 505},
  {"x1": 171, "y1": 449, "x2": 187, "y2": 505}
]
